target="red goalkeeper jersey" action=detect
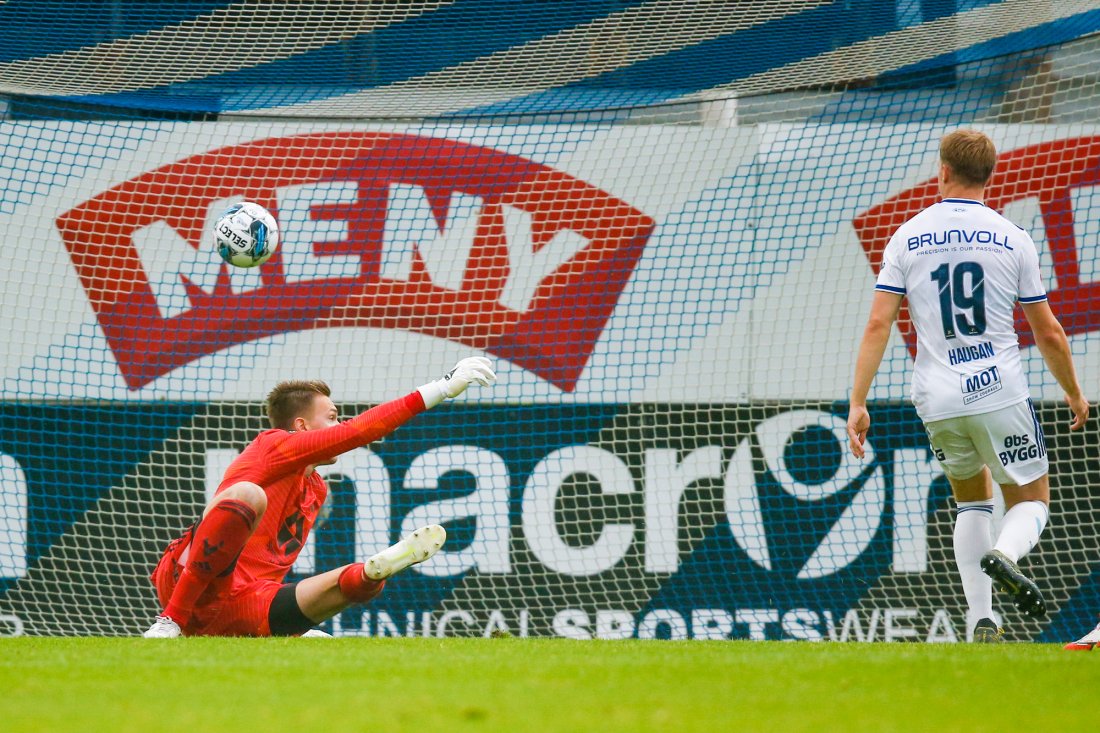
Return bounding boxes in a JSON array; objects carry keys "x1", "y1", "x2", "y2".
[{"x1": 208, "y1": 391, "x2": 425, "y2": 583}]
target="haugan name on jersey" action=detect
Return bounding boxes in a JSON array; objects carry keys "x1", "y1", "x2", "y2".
[{"x1": 948, "y1": 341, "x2": 995, "y2": 365}]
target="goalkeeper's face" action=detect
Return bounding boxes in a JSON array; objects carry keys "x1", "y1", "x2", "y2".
[
  {"x1": 295, "y1": 394, "x2": 341, "y2": 433},
  {"x1": 294, "y1": 394, "x2": 341, "y2": 465}
]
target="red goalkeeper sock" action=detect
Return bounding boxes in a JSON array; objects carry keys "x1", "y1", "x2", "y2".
[
  {"x1": 163, "y1": 499, "x2": 257, "y2": 625},
  {"x1": 338, "y1": 563, "x2": 385, "y2": 603}
]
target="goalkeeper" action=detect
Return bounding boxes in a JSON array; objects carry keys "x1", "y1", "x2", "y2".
[{"x1": 143, "y1": 357, "x2": 496, "y2": 638}]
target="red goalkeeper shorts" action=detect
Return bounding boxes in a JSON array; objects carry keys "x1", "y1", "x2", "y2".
[{"x1": 151, "y1": 532, "x2": 285, "y2": 637}]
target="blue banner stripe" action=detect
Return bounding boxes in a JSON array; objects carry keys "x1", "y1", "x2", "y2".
[
  {"x1": 452, "y1": 1, "x2": 1017, "y2": 116},
  {"x1": 0, "y1": 1, "x2": 237, "y2": 63},
  {"x1": 885, "y1": 8, "x2": 1100, "y2": 80},
  {"x1": 29, "y1": 0, "x2": 653, "y2": 114},
  {"x1": 17, "y1": 2, "x2": 1100, "y2": 117}
]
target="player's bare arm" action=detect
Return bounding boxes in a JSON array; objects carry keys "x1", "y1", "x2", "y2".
[
  {"x1": 848, "y1": 290, "x2": 904, "y2": 458},
  {"x1": 1021, "y1": 300, "x2": 1090, "y2": 430}
]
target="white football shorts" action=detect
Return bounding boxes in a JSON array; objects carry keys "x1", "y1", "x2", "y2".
[{"x1": 924, "y1": 398, "x2": 1049, "y2": 485}]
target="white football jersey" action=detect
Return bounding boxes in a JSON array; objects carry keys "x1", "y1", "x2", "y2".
[{"x1": 875, "y1": 198, "x2": 1047, "y2": 422}]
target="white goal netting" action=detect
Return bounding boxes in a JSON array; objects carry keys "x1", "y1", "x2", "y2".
[{"x1": 0, "y1": 0, "x2": 1098, "y2": 641}]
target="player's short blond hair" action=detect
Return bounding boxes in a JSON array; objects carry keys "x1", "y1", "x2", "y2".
[
  {"x1": 939, "y1": 129, "x2": 997, "y2": 188},
  {"x1": 266, "y1": 380, "x2": 331, "y2": 429}
]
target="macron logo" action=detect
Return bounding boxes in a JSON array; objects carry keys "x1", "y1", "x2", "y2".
[
  {"x1": 854, "y1": 136, "x2": 1100, "y2": 356},
  {"x1": 55, "y1": 133, "x2": 655, "y2": 391}
]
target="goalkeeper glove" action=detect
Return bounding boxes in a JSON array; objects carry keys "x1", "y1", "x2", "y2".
[{"x1": 418, "y1": 357, "x2": 496, "y2": 408}]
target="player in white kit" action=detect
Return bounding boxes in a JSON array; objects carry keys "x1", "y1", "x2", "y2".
[{"x1": 847, "y1": 130, "x2": 1089, "y2": 642}]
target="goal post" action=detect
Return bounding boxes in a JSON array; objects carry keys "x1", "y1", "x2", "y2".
[{"x1": 1, "y1": 1, "x2": 1099, "y2": 641}]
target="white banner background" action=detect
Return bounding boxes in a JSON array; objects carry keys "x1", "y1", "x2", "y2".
[{"x1": 0, "y1": 122, "x2": 1095, "y2": 402}]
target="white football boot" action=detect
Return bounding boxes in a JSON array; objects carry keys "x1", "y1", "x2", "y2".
[
  {"x1": 1065, "y1": 617, "x2": 1100, "y2": 651},
  {"x1": 143, "y1": 615, "x2": 182, "y2": 638},
  {"x1": 301, "y1": 629, "x2": 334, "y2": 638},
  {"x1": 365, "y1": 524, "x2": 447, "y2": 580}
]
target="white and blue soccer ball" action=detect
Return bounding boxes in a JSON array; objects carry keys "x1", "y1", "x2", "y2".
[{"x1": 213, "y1": 201, "x2": 279, "y2": 268}]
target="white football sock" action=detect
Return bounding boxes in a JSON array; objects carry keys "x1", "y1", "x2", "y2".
[
  {"x1": 993, "y1": 500, "x2": 1049, "y2": 563},
  {"x1": 954, "y1": 500, "x2": 995, "y2": 625}
]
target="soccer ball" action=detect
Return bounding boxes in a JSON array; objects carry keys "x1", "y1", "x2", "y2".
[{"x1": 213, "y1": 202, "x2": 279, "y2": 268}]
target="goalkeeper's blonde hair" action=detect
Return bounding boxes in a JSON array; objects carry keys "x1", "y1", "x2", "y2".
[{"x1": 940, "y1": 129, "x2": 997, "y2": 188}]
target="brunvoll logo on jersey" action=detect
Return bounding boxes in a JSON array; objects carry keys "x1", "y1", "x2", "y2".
[{"x1": 0, "y1": 125, "x2": 1098, "y2": 638}]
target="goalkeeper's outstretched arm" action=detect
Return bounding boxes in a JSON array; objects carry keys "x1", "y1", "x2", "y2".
[{"x1": 272, "y1": 357, "x2": 497, "y2": 472}]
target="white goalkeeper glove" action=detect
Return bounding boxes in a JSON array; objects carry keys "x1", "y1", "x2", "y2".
[{"x1": 418, "y1": 357, "x2": 496, "y2": 408}]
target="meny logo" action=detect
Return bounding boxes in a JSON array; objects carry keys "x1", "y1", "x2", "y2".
[
  {"x1": 55, "y1": 133, "x2": 655, "y2": 391},
  {"x1": 853, "y1": 136, "x2": 1100, "y2": 355}
]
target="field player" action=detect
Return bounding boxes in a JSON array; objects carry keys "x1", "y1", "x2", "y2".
[
  {"x1": 143, "y1": 357, "x2": 497, "y2": 638},
  {"x1": 847, "y1": 130, "x2": 1089, "y2": 642}
]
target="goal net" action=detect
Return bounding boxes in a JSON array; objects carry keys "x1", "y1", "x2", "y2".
[{"x1": 1, "y1": 0, "x2": 1099, "y2": 642}]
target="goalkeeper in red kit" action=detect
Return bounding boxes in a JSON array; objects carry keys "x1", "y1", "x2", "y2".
[{"x1": 143, "y1": 357, "x2": 496, "y2": 638}]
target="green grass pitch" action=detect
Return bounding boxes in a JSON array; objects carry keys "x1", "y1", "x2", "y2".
[{"x1": 2, "y1": 638, "x2": 1098, "y2": 732}]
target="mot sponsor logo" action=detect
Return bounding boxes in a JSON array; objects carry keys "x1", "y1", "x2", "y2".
[
  {"x1": 961, "y1": 365, "x2": 1002, "y2": 404},
  {"x1": 55, "y1": 133, "x2": 655, "y2": 391},
  {"x1": 854, "y1": 136, "x2": 1100, "y2": 354}
]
